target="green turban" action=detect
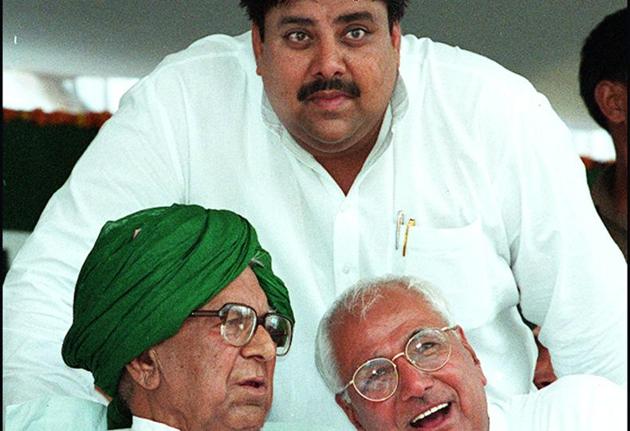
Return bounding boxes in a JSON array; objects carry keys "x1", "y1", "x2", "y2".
[{"x1": 62, "y1": 204, "x2": 294, "y2": 429}]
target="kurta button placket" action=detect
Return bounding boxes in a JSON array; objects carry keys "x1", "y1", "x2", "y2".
[{"x1": 333, "y1": 199, "x2": 360, "y2": 293}]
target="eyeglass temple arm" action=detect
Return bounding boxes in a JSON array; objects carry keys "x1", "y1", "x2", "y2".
[
  {"x1": 339, "y1": 379, "x2": 355, "y2": 395},
  {"x1": 189, "y1": 310, "x2": 221, "y2": 317}
]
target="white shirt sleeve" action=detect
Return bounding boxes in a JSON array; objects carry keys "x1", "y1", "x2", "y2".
[
  {"x1": 5, "y1": 396, "x2": 107, "y2": 431},
  {"x1": 3, "y1": 74, "x2": 188, "y2": 414},
  {"x1": 503, "y1": 375, "x2": 627, "y2": 430},
  {"x1": 489, "y1": 82, "x2": 627, "y2": 385}
]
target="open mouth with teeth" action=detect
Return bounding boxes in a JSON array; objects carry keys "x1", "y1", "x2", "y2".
[{"x1": 409, "y1": 402, "x2": 451, "y2": 428}]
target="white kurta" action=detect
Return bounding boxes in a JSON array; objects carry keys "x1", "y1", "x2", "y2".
[
  {"x1": 7, "y1": 376, "x2": 625, "y2": 430},
  {"x1": 489, "y1": 375, "x2": 627, "y2": 430},
  {"x1": 3, "y1": 32, "x2": 627, "y2": 429},
  {"x1": 5, "y1": 396, "x2": 337, "y2": 430}
]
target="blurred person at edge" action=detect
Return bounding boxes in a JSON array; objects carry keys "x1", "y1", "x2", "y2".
[
  {"x1": 579, "y1": 7, "x2": 627, "y2": 259},
  {"x1": 532, "y1": 7, "x2": 628, "y2": 391}
]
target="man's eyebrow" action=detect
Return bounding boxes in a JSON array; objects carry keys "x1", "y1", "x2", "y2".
[
  {"x1": 278, "y1": 16, "x2": 315, "y2": 28},
  {"x1": 277, "y1": 11, "x2": 375, "y2": 29},
  {"x1": 335, "y1": 11, "x2": 375, "y2": 25}
]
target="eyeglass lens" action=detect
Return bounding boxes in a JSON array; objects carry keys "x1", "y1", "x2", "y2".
[
  {"x1": 406, "y1": 328, "x2": 451, "y2": 370},
  {"x1": 264, "y1": 313, "x2": 292, "y2": 356},
  {"x1": 354, "y1": 358, "x2": 399, "y2": 401},
  {"x1": 353, "y1": 328, "x2": 450, "y2": 401},
  {"x1": 219, "y1": 304, "x2": 292, "y2": 355},
  {"x1": 221, "y1": 304, "x2": 257, "y2": 346}
]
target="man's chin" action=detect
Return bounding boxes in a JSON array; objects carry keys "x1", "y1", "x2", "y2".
[
  {"x1": 295, "y1": 129, "x2": 365, "y2": 156},
  {"x1": 224, "y1": 404, "x2": 270, "y2": 430}
]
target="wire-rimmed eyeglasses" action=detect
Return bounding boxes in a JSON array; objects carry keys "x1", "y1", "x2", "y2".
[
  {"x1": 190, "y1": 302, "x2": 293, "y2": 356},
  {"x1": 340, "y1": 326, "x2": 457, "y2": 402}
]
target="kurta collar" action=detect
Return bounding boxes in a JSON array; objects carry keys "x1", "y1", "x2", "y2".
[{"x1": 130, "y1": 416, "x2": 180, "y2": 430}]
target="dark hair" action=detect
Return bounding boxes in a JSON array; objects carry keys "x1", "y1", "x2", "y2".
[
  {"x1": 579, "y1": 8, "x2": 627, "y2": 130},
  {"x1": 239, "y1": 0, "x2": 408, "y2": 39}
]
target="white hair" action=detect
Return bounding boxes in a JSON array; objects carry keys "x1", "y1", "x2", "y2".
[{"x1": 314, "y1": 275, "x2": 454, "y2": 397}]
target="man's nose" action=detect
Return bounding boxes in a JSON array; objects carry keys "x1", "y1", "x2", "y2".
[
  {"x1": 241, "y1": 325, "x2": 276, "y2": 361},
  {"x1": 309, "y1": 35, "x2": 346, "y2": 80},
  {"x1": 396, "y1": 357, "x2": 435, "y2": 400}
]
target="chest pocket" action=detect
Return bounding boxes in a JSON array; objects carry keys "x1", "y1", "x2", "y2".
[{"x1": 393, "y1": 218, "x2": 509, "y2": 329}]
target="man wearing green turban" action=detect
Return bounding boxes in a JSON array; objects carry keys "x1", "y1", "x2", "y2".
[{"x1": 10, "y1": 204, "x2": 295, "y2": 430}]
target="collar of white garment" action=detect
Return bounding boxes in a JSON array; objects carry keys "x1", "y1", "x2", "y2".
[
  {"x1": 260, "y1": 74, "x2": 410, "y2": 170},
  {"x1": 131, "y1": 415, "x2": 180, "y2": 431},
  {"x1": 487, "y1": 401, "x2": 509, "y2": 431}
]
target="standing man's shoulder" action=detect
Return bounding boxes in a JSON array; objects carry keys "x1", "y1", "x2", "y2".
[
  {"x1": 124, "y1": 31, "x2": 258, "y2": 100},
  {"x1": 157, "y1": 31, "x2": 255, "y2": 70},
  {"x1": 399, "y1": 34, "x2": 534, "y2": 94},
  {"x1": 397, "y1": 34, "x2": 548, "y2": 160},
  {"x1": 110, "y1": 30, "x2": 261, "y2": 135}
]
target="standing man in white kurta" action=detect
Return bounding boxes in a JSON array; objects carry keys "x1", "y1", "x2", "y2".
[{"x1": 3, "y1": 1, "x2": 627, "y2": 429}]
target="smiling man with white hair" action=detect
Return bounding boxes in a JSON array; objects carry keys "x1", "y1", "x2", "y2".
[{"x1": 315, "y1": 275, "x2": 627, "y2": 430}]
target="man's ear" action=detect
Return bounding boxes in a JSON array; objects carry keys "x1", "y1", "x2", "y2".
[
  {"x1": 454, "y1": 326, "x2": 487, "y2": 386},
  {"x1": 251, "y1": 24, "x2": 264, "y2": 76},
  {"x1": 595, "y1": 80, "x2": 628, "y2": 125},
  {"x1": 335, "y1": 393, "x2": 365, "y2": 430},
  {"x1": 390, "y1": 22, "x2": 402, "y2": 67},
  {"x1": 125, "y1": 349, "x2": 162, "y2": 391}
]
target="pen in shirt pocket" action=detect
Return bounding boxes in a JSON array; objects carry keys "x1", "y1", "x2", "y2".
[
  {"x1": 402, "y1": 218, "x2": 416, "y2": 257},
  {"x1": 395, "y1": 210, "x2": 416, "y2": 256},
  {"x1": 395, "y1": 210, "x2": 405, "y2": 250}
]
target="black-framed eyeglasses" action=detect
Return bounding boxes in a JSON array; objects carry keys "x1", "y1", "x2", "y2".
[
  {"x1": 340, "y1": 326, "x2": 457, "y2": 402},
  {"x1": 190, "y1": 303, "x2": 293, "y2": 356}
]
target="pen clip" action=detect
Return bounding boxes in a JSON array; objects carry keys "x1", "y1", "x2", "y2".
[
  {"x1": 402, "y1": 218, "x2": 416, "y2": 257},
  {"x1": 395, "y1": 210, "x2": 405, "y2": 250}
]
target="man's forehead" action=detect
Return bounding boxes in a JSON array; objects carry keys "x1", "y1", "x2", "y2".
[
  {"x1": 274, "y1": 0, "x2": 383, "y2": 6},
  {"x1": 277, "y1": 11, "x2": 376, "y2": 27},
  {"x1": 337, "y1": 293, "x2": 447, "y2": 356},
  {"x1": 197, "y1": 296, "x2": 270, "y2": 315},
  {"x1": 267, "y1": 0, "x2": 387, "y2": 22},
  {"x1": 363, "y1": 289, "x2": 445, "y2": 325},
  {"x1": 197, "y1": 269, "x2": 270, "y2": 313}
]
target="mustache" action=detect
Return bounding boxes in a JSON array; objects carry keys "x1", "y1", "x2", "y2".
[{"x1": 297, "y1": 78, "x2": 361, "y2": 102}]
